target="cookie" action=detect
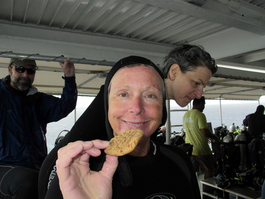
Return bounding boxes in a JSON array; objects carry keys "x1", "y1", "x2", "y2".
[{"x1": 104, "y1": 129, "x2": 144, "y2": 156}]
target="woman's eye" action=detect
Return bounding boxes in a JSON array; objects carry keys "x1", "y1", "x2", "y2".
[
  {"x1": 147, "y1": 94, "x2": 155, "y2": 98},
  {"x1": 119, "y1": 93, "x2": 127, "y2": 97},
  {"x1": 194, "y1": 82, "x2": 200, "y2": 87}
]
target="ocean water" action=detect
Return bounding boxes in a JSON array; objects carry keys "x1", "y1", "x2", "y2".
[
  {"x1": 169, "y1": 100, "x2": 262, "y2": 133},
  {"x1": 46, "y1": 97, "x2": 264, "y2": 153}
]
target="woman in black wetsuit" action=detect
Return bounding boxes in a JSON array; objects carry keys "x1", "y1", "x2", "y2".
[
  {"x1": 52, "y1": 56, "x2": 201, "y2": 199},
  {"x1": 38, "y1": 45, "x2": 217, "y2": 199}
]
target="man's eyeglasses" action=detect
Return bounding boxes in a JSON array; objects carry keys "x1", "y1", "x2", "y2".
[{"x1": 14, "y1": 65, "x2": 38, "y2": 74}]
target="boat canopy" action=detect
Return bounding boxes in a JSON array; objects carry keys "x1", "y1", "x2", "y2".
[{"x1": 0, "y1": 0, "x2": 265, "y2": 100}]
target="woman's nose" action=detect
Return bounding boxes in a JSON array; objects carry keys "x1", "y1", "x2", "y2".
[
  {"x1": 129, "y1": 97, "x2": 144, "y2": 115},
  {"x1": 194, "y1": 87, "x2": 203, "y2": 99}
]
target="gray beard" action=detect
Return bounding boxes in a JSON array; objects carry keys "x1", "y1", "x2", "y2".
[{"x1": 12, "y1": 77, "x2": 31, "y2": 91}]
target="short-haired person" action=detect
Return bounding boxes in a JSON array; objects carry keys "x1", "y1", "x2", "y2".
[
  {"x1": 243, "y1": 105, "x2": 265, "y2": 139},
  {"x1": 161, "y1": 44, "x2": 217, "y2": 106},
  {"x1": 54, "y1": 56, "x2": 201, "y2": 199},
  {"x1": 183, "y1": 96, "x2": 219, "y2": 179},
  {"x1": 0, "y1": 58, "x2": 77, "y2": 198},
  {"x1": 38, "y1": 44, "x2": 218, "y2": 198}
]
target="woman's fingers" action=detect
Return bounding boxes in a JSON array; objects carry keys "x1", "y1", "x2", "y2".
[
  {"x1": 57, "y1": 140, "x2": 110, "y2": 168},
  {"x1": 57, "y1": 140, "x2": 117, "y2": 199},
  {"x1": 101, "y1": 155, "x2": 118, "y2": 179},
  {"x1": 57, "y1": 141, "x2": 92, "y2": 168}
]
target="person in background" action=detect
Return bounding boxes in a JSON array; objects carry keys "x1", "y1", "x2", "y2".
[
  {"x1": 243, "y1": 105, "x2": 265, "y2": 139},
  {"x1": 0, "y1": 58, "x2": 77, "y2": 199},
  {"x1": 54, "y1": 56, "x2": 201, "y2": 199},
  {"x1": 183, "y1": 96, "x2": 219, "y2": 179},
  {"x1": 38, "y1": 44, "x2": 218, "y2": 198},
  {"x1": 161, "y1": 44, "x2": 217, "y2": 107}
]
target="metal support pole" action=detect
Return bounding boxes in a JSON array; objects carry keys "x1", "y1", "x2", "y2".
[
  {"x1": 0, "y1": 51, "x2": 115, "y2": 66},
  {"x1": 74, "y1": 108, "x2": 77, "y2": 123},
  {"x1": 219, "y1": 96, "x2": 223, "y2": 126},
  {"x1": 165, "y1": 99, "x2": 171, "y2": 145}
]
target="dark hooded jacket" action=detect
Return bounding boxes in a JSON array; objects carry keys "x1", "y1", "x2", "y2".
[{"x1": 0, "y1": 75, "x2": 77, "y2": 169}]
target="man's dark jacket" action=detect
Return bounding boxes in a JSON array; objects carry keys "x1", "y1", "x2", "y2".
[{"x1": 0, "y1": 75, "x2": 77, "y2": 169}]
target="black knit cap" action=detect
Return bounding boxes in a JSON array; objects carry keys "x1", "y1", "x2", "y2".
[{"x1": 103, "y1": 56, "x2": 167, "y2": 187}]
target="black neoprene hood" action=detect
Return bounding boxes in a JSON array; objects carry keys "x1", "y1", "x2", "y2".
[{"x1": 103, "y1": 55, "x2": 167, "y2": 140}]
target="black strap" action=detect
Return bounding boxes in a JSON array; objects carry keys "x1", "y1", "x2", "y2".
[
  {"x1": 118, "y1": 156, "x2": 133, "y2": 187},
  {"x1": 96, "y1": 154, "x2": 133, "y2": 187}
]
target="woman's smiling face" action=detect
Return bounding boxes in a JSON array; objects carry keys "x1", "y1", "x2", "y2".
[{"x1": 108, "y1": 65, "x2": 164, "y2": 139}]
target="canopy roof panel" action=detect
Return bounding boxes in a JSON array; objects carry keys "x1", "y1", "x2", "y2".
[{"x1": 0, "y1": 0, "x2": 265, "y2": 100}]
